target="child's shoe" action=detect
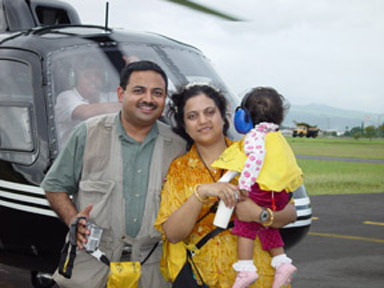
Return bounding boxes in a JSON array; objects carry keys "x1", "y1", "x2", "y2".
[
  {"x1": 232, "y1": 271, "x2": 259, "y2": 288},
  {"x1": 272, "y1": 263, "x2": 297, "y2": 288}
]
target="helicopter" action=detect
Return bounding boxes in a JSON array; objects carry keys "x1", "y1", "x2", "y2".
[{"x1": 0, "y1": 0, "x2": 312, "y2": 287}]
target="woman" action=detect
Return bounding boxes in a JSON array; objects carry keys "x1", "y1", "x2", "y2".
[{"x1": 154, "y1": 84, "x2": 297, "y2": 287}]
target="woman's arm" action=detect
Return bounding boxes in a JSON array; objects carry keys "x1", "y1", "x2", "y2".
[
  {"x1": 235, "y1": 198, "x2": 297, "y2": 228},
  {"x1": 162, "y1": 189, "x2": 203, "y2": 243},
  {"x1": 162, "y1": 182, "x2": 239, "y2": 243}
]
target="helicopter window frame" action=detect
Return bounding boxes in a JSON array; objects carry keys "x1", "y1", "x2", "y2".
[
  {"x1": 0, "y1": 57, "x2": 37, "y2": 164},
  {"x1": 0, "y1": 2, "x2": 6, "y2": 32}
]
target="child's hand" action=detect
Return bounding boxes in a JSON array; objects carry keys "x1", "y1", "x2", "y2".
[{"x1": 238, "y1": 189, "x2": 249, "y2": 201}]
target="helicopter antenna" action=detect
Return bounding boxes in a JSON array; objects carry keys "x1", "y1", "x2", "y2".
[{"x1": 105, "y1": 1, "x2": 109, "y2": 30}]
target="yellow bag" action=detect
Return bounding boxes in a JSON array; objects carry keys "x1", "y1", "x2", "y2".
[
  {"x1": 159, "y1": 240, "x2": 187, "y2": 282},
  {"x1": 107, "y1": 261, "x2": 141, "y2": 288}
]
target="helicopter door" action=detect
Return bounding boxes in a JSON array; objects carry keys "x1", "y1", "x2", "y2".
[{"x1": 0, "y1": 49, "x2": 49, "y2": 184}]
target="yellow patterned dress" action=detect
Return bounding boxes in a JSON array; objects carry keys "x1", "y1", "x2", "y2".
[{"x1": 155, "y1": 141, "x2": 289, "y2": 288}]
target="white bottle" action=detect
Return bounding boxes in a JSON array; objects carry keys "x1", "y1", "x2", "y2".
[{"x1": 213, "y1": 170, "x2": 239, "y2": 228}]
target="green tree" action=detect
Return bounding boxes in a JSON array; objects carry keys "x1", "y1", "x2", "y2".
[
  {"x1": 365, "y1": 125, "x2": 376, "y2": 140},
  {"x1": 353, "y1": 132, "x2": 362, "y2": 140},
  {"x1": 349, "y1": 126, "x2": 362, "y2": 137},
  {"x1": 379, "y1": 123, "x2": 384, "y2": 138}
]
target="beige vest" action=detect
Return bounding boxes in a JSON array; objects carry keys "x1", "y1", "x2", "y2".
[{"x1": 53, "y1": 113, "x2": 185, "y2": 288}]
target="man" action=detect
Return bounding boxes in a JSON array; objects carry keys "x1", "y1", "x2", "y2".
[
  {"x1": 55, "y1": 55, "x2": 121, "y2": 146},
  {"x1": 42, "y1": 60, "x2": 186, "y2": 287}
]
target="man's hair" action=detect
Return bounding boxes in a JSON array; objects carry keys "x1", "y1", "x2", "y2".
[
  {"x1": 243, "y1": 87, "x2": 290, "y2": 125},
  {"x1": 168, "y1": 84, "x2": 229, "y2": 150},
  {"x1": 119, "y1": 60, "x2": 168, "y2": 91}
]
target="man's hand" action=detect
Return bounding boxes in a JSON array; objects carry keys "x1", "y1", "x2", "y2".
[{"x1": 72, "y1": 204, "x2": 93, "y2": 249}]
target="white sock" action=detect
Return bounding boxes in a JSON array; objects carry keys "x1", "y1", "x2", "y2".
[
  {"x1": 271, "y1": 254, "x2": 292, "y2": 269},
  {"x1": 232, "y1": 260, "x2": 257, "y2": 272}
]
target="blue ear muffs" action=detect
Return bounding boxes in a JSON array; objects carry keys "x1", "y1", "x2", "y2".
[{"x1": 234, "y1": 106, "x2": 253, "y2": 134}]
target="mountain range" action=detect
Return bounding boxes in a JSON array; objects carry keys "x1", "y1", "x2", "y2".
[{"x1": 282, "y1": 103, "x2": 382, "y2": 131}]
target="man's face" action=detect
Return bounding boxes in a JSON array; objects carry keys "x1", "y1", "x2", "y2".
[
  {"x1": 118, "y1": 70, "x2": 167, "y2": 129},
  {"x1": 77, "y1": 66, "x2": 104, "y2": 99}
]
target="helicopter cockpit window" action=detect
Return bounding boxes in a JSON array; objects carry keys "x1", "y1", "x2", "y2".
[
  {"x1": 35, "y1": 6, "x2": 71, "y2": 25},
  {"x1": 48, "y1": 46, "x2": 121, "y2": 148},
  {"x1": 48, "y1": 42, "x2": 239, "y2": 150},
  {"x1": 159, "y1": 46, "x2": 231, "y2": 94},
  {"x1": 119, "y1": 44, "x2": 177, "y2": 94},
  {"x1": 0, "y1": 60, "x2": 34, "y2": 155},
  {"x1": 49, "y1": 44, "x2": 181, "y2": 149},
  {"x1": 157, "y1": 45, "x2": 240, "y2": 138}
]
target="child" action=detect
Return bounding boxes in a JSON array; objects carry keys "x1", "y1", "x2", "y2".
[{"x1": 212, "y1": 87, "x2": 303, "y2": 288}]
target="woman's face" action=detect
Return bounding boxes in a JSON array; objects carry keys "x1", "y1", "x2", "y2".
[{"x1": 183, "y1": 93, "x2": 225, "y2": 146}]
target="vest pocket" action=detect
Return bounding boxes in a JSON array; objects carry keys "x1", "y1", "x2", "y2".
[{"x1": 78, "y1": 180, "x2": 115, "y2": 229}]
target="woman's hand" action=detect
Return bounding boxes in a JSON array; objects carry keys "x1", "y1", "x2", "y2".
[
  {"x1": 235, "y1": 197, "x2": 262, "y2": 222},
  {"x1": 235, "y1": 199, "x2": 297, "y2": 228},
  {"x1": 197, "y1": 183, "x2": 239, "y2": 207}
]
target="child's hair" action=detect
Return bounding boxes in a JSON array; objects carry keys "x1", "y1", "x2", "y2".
[{"x1": 243, "y1": 87, "x2": 290, "y2": 126}]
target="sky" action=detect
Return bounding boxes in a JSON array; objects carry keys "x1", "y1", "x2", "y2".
[{"x1": 64, "y1": 0, "x2": 384, "y2": 115}]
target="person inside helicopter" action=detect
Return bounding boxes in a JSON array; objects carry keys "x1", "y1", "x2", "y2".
[{"x1": 54, "y1": 55, "x2": 122, "y2": 147}]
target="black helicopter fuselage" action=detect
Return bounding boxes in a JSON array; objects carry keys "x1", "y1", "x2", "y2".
[{"x1": 0, "y1": 0, "x2": 312, "y2": 276}]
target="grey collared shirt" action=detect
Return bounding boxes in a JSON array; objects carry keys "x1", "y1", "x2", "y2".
[{"x1": 116, "y1": 115, "x2": 158, "y2": 237}]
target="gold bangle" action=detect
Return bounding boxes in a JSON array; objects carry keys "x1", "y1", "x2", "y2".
[
  {"x1": 193, "y1": 184, "x2": 206, "y2": 203},
  {"x1": 262, "y1": 208, "x2": 274, "y2": 227}
]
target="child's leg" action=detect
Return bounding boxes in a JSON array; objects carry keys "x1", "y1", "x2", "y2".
[
  {"x1": 259, "y1": 229, "x2": 297, "y2": 288},
  {"x1": 237, "y1": 236, "x2": 254, "y2": 260},
  {"x1": 271, "y1": 255, "x2": 297, "y2": 288},
  {"x1": 268, "y1": 247, "x2": 297, "y2": 288},
  {"x1": 232, "y1": 236, "x2": 259, "y2": 288},
  {"x1": 231, "y1": 209, "x2": 260, "y2": 287},
  {"x1": 258, "y1": 228, "x2": 292, "y2": 268},
  {"x1": 233, "y1": 236, "x2": 257, "y2": 272},
  {"x1": 269, "y1": 246, "x2": 285, "y2": 257},
  {"x1": 269, "y1": 246, "x2": 293, "y2": 270}
]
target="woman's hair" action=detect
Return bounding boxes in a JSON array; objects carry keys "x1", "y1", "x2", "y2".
[
  {"x1": 168, "y1": 83, "x2": 229, "y2": 149},
  {"x1": 243, "y1": 87, "x2": 290, "y2": 126}
]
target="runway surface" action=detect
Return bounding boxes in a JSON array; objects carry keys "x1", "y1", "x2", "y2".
[{"x1": 289, "y1": 193, "x2": 384, "y2": 288}]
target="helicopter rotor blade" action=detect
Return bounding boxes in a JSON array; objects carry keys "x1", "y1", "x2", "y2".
[{"x1": 165, "y1": 0, "x2": 242, "y2": 21}]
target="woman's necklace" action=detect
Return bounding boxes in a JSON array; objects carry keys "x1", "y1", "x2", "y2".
[{"x1": 196, "y1": 144, "x2": 226, "y2": 182}]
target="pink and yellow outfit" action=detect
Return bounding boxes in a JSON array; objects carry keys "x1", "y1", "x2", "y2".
[{"x1": 212, "y1": 122, "x2": 303, "y2": 250}]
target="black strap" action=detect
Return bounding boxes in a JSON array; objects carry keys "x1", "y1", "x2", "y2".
[
  {"x1": 186, "y1": 250, "x2": 206, "y2": 287},
  {"x1": 195, "y1": 221, "x2": 234, "y2": 250},
  {"x1": 182, "y1": 221, "x2": 234, "y2": 287},
  {"x1": 58, "y1": 216, "x2": 86, "y2": 278},
  {"x1": 196, "y1": 201, "x2": 218, "y2": 224},
  {"x1": 140, "y1": 241, "x2": 159, "y2": 265}
]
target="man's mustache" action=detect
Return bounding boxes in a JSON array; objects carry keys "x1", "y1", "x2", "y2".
[{"x1": 137, "y1": 101, "x2": 158, "y2": 109}]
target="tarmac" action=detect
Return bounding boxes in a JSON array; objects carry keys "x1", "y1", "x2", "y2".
[
  {"x1": 1, "y1": 193, "x2": 384, "y2": 287},
  {"x1": 289, "y1": 193, "x2": 384, "y2": 288}
]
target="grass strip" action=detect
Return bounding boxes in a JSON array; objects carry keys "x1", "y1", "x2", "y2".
[
  {"x1": 298, "y1": 159, "x2": 384, "y2": 195},
  {"x1": 287, "y1": 137, "x2": 384, "y2": 160}
]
